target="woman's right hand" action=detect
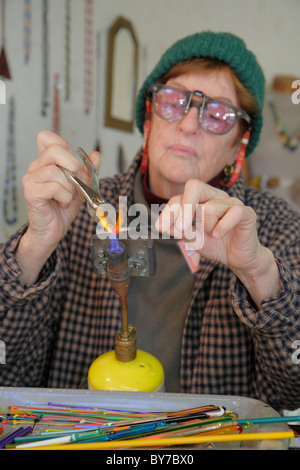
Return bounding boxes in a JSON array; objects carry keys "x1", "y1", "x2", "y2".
[{"x1": 15, "y1": 130, "x2": 100, "y2": 285}]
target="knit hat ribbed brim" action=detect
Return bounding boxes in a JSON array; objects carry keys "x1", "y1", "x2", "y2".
[{"x1": 135, "y1": 31, "x2": 265, "y2": 157}]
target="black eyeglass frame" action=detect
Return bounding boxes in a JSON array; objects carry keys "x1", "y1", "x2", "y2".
[{"x1": 146, "y1": 84, "x2": 252, "y2": 135}]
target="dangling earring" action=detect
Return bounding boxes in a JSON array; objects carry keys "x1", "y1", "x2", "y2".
[
  {"x1": 140, "y1": 99, "x2": 152, "y2": 174},
  {"x1": 220, "y1": 163, "x2": 234, "y2": 186},
  {"x1": 223, "y1": 163, "x2": 234, "y2": 177},
  {"x1": 220, "y1": 130, "x2": 250, "y2": 187}
]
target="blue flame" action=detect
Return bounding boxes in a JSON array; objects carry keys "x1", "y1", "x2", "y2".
[{"x1": 108, "y1": 234, "x2": 123, "y2": 255}]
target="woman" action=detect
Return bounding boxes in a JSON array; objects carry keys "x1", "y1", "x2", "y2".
[{"x1": 1, "y1": 32, "x2": 300, "y2": 411}]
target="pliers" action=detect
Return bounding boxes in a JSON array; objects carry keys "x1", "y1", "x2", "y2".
[{"x1": 60, "y1": 147, "x2": 111, "y2": 227}]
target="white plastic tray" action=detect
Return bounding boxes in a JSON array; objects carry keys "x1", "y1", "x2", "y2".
[{"x1": 0, "y1": 387, "x2": 290, "y2": 450}]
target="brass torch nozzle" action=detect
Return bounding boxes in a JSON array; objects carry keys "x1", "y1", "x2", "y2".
[{"x1": 107, "y1": 240, "x2": 136, "y2": 362}]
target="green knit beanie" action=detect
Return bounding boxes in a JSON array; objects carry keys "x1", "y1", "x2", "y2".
[{"x1": 135, "y1": 31, "x2": 265, "y2": 157}]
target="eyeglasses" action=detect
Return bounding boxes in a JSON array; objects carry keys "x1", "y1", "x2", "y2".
[{"x1": 147, "y1": 84, "x2": 251, "y2": 135}]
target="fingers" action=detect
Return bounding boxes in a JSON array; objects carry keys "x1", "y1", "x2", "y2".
[
  {"x1": 180, "y1": 179, "x2": 228, "y2": 205},
  {"x1": 166, "y1": 179, "x2": 230, "y2": 235},
  {"x1": 155, "y1": 179, "x2": 249, "y2": 244},
  {"x1": 23, "y1": 164, "x2": 77, "y2": 209},
  {"x1": 211, "y1": 203, "x2": 246, "y2": 239},
  {"x1": 201, "y1": 197, "x2": 245, "y2": 238},
  {"x1": 37, "y1": 130, "x2": 74, "y2": 155},
  {"x1": 21, "y1": 131, "x2": 102, "y2": 255},
  {"x1": 32, "y1": 131, "x2": 102, "y2": 200},
  {"x1": 26, "y1": 144, "x2": 81, "y2": 208},
  {"x1": 36, "y1": 130, "x2": 101, "y2": 175},
  {"x1": 31, "y1": 142, "x2": 80, "y2": 175},
  {"x1": 26, "y1": 181, "x2": 75, "y2": 210},
  {"x1": 25, "y1": 131, "x2": 79, "y2": 209},
  {"x1": 156, "y1": 180, "x2": 226, "y2": 233},
  {"x1": 155, "y1": 194, "x2": 203, "y2": 249},
  {"x1": 78, "y1": 150, "x2": 101, "y2": 183},
  {"x1": 87, "y1": 150, "x2": 101, "y2": 172}
]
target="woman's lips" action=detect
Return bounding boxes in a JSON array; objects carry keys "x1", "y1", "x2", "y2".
[{"x1": 169, "y1": 144, "x2": 198, "y2": 158}]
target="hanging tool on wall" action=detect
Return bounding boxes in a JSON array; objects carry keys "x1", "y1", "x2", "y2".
[
  {"x1": 52, "y1": 73, "x2": 61, "y2": 135},
  {"x1": 23, "y1": 0, "x2": 31, "y2": 64},
  {"x1": 94, "y1": 30, "x2": 101, "y2": 152},
  {"x1": 3, "y1": 96, "x2": 18, "y2": 225},
  {"x1": 41, "y1": 0, "x2": 49, "y2": 116},
  {"x1": 0, "y1": 0, "x2": 11, "y2": 79},
  {"x1": 84, "y1": 0, "x2": 94, "y2": 115},
  {"x1": 65, "y1": 0, "x2": 71, "y2": 102},
  {"x1": 118, "y1": 144, "x2": 126, "y2": 173}
]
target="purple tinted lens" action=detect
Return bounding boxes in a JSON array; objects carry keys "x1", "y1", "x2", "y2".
[
  {"x1": 154, "y1": 88, "x2": 186, "y2": 120},
  {"x1": 202, "y1": 102, "x2": 236, "y2": 134}
]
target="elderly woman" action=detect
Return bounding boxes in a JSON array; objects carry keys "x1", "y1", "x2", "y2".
[{"x1": 1, "y1": 32, "x2": 300, "y2": 411}]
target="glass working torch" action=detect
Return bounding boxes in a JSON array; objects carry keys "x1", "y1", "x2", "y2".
[
  {"x1": 60, "y1": 147, "x2": 164, "y2": 391},
  {"x1": 105, "y1": 240, "x2": 136, "y2": 362}
]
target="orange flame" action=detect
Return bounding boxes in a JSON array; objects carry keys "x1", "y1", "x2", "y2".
[{"x1": 96, "y1": 205, "x2": 125, "y2": 236}]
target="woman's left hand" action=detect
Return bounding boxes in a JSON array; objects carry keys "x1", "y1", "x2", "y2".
[{"x1": 155, "y1": 179, "x2": 282, "y2": 306}]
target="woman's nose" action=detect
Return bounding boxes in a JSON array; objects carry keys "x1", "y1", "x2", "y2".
[{"x1": 178, "y1": 106, "x2": 200, "y2": 134}]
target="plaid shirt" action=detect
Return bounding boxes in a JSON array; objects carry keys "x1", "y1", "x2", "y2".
[{"x1": 1, "y1": 150, "x2": 300, "y2": 411}]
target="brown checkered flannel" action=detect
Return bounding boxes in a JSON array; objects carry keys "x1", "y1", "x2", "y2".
[{"x1": 1, "y1": 150, "x2": 300, "y2": 411}]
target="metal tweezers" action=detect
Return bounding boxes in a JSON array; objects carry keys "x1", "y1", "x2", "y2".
[{"x1": 60, "y1": 146, "x2": 107, "y2": 223}]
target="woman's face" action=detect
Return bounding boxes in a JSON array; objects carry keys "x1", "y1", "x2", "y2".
[{"x1": 146, "y1": 68, "x2": 243, "y2": 199}]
